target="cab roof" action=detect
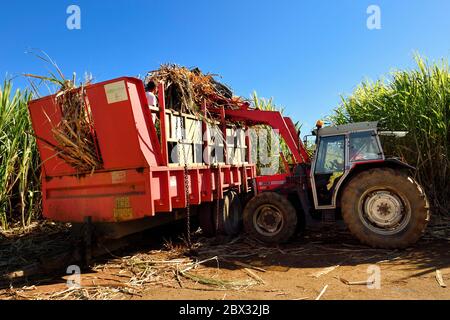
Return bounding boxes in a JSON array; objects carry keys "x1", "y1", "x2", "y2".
[{"x1": 315, "y1": 122, "x2": 379, "y2": 136}]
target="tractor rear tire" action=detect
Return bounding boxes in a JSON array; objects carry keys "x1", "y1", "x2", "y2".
[
  {"x1": 243, "y1": 192, "x2": 298, "y2": 244},
  {"x1": 215, "y1": 191, "x2": 243, "y2": 237},
  {"x1": 341, "y1": 168, "x2": 430, "y2": 249}
]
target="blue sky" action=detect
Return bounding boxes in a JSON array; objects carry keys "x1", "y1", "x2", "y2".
[{"x1": 1, "y1": 0, "x2": 450, "y2": 132}]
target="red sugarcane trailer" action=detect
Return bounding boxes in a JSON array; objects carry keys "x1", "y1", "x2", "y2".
[{"x1": 28, "y1": 77, "x2": 258, "y2": 241}]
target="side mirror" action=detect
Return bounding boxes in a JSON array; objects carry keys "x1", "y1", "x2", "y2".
[{"x1": 303, "y1": 135, "x2": 317, "y2": 152}]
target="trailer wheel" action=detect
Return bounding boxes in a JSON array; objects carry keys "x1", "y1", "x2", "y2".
[
  {"x1": 215, "y1": 191, "x2": 243, "y2": 237},
  {"x1": 243, "y1": 192, "x2": 298, "y2": 244},
  {"x1": 199, "y1": 203, "x2": 216, "y2": 237},
  {"x1": 341, "y1": 168, "x2": 430, "y2": 249}
]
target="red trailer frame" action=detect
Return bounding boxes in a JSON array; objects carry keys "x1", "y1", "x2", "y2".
[{"x1": 28, "y1": 77, "x2": 256, "y2": 225}]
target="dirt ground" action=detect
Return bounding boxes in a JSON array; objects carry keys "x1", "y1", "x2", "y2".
[{"x1": 0, "y1": 222, "x2": 449, "y2": 300}]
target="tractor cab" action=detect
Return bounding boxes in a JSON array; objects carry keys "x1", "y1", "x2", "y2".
[{"x1": 311, "y1": 122, "x2": 384, "y2": 209}]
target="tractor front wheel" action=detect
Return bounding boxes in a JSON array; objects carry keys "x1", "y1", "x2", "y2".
[
  {"x1": 341, "y1": 168, "x2": 430, "y2": 249},
  {"x1": 243, "y1": 192, "x2": 298, "y2": 244}
]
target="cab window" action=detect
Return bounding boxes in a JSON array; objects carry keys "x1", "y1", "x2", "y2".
[
  {"x1": 315, "y1": 135, "x2": 345, "y2": 174},
  {"x1": 349, "y1": 131, "x2": 382, "y2": 162}
]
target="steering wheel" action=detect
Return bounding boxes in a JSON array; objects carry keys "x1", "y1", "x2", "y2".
[{"x1": 328, "y1": 159, "x2": 344, "y2": 172}]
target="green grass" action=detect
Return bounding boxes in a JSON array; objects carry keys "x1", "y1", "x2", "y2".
[
  {"x1": 329, "y1": 54, "x2": 450, "y2": 215},
  {"x1": 0, "y1": 80, "x2": 41, "y2": 229}
]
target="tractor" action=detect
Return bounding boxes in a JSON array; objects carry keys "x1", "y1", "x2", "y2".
[{"x1": 206, "y1": 107, "x2": 430, "y2": 249}]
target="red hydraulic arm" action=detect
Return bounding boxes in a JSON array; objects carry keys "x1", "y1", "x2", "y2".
[{"x1": 208, "y1": 105, "x2": 310, "y2": 165}]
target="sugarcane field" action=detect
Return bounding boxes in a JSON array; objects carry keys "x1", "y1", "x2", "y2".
[{"x1": 0, "y1": 1, "x2": 449, "y2": 309}]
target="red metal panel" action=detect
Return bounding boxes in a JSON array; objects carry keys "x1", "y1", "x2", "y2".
[
  {"x1": 284, "y1": 117, "x2": 299, "y2": 150},
  {"x1": 190, "y1": 169, "x2": 201, "y2": 205},
  {"x1": 171, "y1": 170, "x2": 186, "y2": 209},
  {"x1": 152, "y1": 170, "x2": 172, "y2": 212},
  {"x1": 158, "y1": 83, "x2": 169, "y2": 166},
  {"x1": 28, "y1": 96, "x2": 77, "y2": 176},
  {"x1": 231, "y1": 167, "x2": 241, "y2": 186},
  {"x1": 43, "y1": 169, "x2": 152, "y2": 223},
  {"x1": 256, "y1": 173, "x2": 290, "y2": 192},
  {"x1": 133, "y1": 80, "x2": 163, "y2": 166},
  {"x1": 200, "y1": 169, "x2": 213, "y2": 202},
  {"x1": 85, "y1": 78, "x2": 147, "y2": 170},
  {"x1": 127, "y1": 81, "x2": 162, "y2": 166},
  {"x1": 284, "y1": 116, "x2": 310, "y2": 164}
]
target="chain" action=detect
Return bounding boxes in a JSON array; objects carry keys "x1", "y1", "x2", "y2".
[
  {"x1": 184, "y1": 162, "x2": 192, "y2": 247},
  {"x1": 176, "y1": 115, "x2": 192, "y2": 248},
  {"x1": 211, "y1": 130, "x2": 222, "y2": 235}
]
